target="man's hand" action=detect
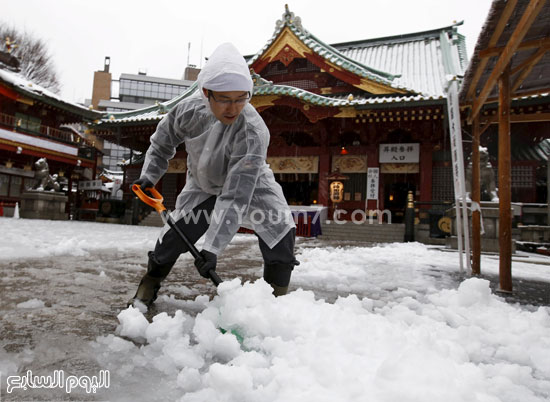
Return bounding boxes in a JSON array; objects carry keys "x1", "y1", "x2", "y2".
[
  {"x1": 133, "y1": 178, "x2": 155, "y2": 197},
  {"x1": 194, "y1": 250, "x2": 217, "y2": 279},
  {"x1": 133, "y1": 177, "x2": 154, "y2": 190}
]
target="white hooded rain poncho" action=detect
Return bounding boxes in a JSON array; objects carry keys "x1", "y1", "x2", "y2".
[{"x1": 140, "y1": 43, "x2": 295, "y2": 255}]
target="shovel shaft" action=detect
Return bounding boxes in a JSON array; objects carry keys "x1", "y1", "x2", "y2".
[
  {"x1": 163, "y1": 212, "x2": 222, "y2": 286},
  {"x1": 133, "y1": 184, "x2": 222, "y2": 287}
]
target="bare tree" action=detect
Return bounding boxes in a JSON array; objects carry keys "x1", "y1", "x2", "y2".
[{"x1": 0, "y1": 23, "x2": 61, "y2": 94}]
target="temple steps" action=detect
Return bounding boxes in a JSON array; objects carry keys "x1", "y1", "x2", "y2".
[
  {"x1": 138, "y1": 212, "x2": 164, "y2": 227},
  {"x1": 318, "y1": 221, "x2": 405, "y2": 243}
]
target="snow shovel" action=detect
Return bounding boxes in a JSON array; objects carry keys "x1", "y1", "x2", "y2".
[
  {"x1": 132, "y1": 184, "x2": 223, "y2": 287},
  {"x1": 132, "y1": 185, "x2": 246, "y2": 345}
]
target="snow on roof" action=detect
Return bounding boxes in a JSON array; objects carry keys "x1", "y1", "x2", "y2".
[{"x1": 0, "y1": 68, "x2": 101, "y2": 119}]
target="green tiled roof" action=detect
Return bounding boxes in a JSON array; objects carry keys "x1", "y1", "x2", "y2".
[
  {"x1": 254, "y1": 84, "x2": 444, "y2": 106},
  {"x1": 332, "y1": 22, "x2": 468, "y2": 98},
  {"x1": 247, "y1": 5, "x2": 415, "y2": 94},
  {"x1": 96, "y1": 82, "x2": 198, "y2": 125}
]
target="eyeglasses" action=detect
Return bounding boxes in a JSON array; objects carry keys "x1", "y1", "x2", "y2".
[{"x1": 208, "y1": 90, "x2": 250, "y2": 106}]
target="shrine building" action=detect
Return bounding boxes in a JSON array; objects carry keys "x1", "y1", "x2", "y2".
[
  {"x1": 92, "y1": 6, "x2": 471, "y2": 225},
  {"x1": 0, "y1": 62, "x2": 102, "y2": 216}
]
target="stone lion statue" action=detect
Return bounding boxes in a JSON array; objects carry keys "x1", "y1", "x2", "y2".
[
  {"x1": 33, "y1": 158, "x2": 61, "y2": 192},
  {"x1": 465, "y1": 147, "x2": 499, "y2": 202}
]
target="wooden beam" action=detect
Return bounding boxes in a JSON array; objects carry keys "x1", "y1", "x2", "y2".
[
  {"x1": 477, "y1": 88, "x2": 550, "y2": 105},
  {"x1": 465, "y1": 0, "x2": 519, "y2": 102},
  {"x1": 479, "y1": 37, "x2": 550, "y2": 58},
  {"x1": 498, "y1": 66, "x2": 513, "y2": 293},
  {"x1": 511, "y1": 47, "x2": 548, "y2": 75},
  {"x1": 511, "y1": 48, "x2": 547, "y2": 92},
  {"x1": 479, "y1": 111, "x2": 550, "y2": 125},
  {"x1": 471, "y1": 115, "x2": 481, "y2": 275},
  {"x1": 478, "y1": 118, "x2": 493, "y2": 136},
  {"x1": 463, "y1": 87, "x2": 550, "y2": 108},
  {"x1": 470, "y1": 0, "x2": 546, "y2": 123},
  {"x1": 508, "y1": 112, "x2": 550, "y2": 123}
]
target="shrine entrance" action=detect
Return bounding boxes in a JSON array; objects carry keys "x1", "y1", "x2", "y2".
[
  {"x1": 383, "y1": 174, "x2": 417, "y2": 223},
  {"x1": 276, "y1": 173, "x2": 319, "y2": 206}
]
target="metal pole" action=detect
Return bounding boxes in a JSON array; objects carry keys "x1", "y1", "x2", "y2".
[
  {"x1": 472, "y1": 116, "x2": 481, "y2": 275},
  {"x1": 455, "y1": 200, "x2": 464, "y2": 273},
  {"x1": 498, "y1": 66, "x2": 513, "y2": 293}
]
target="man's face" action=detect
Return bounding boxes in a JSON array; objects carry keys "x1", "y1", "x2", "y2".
[{"x1": 204, "y1": 89, "x2": 249, "y2": 125}]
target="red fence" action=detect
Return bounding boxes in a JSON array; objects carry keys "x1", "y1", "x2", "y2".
[{"x1": 295, "y1": 214, "x2": 312, "y2": 237}]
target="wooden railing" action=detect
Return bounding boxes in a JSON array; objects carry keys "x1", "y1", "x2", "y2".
[
  {"x1": 237, "y1": 214, "x2": 315, "y2": 238},
  {"x1": 0, "y1": 112, "x2": 77, "y2": 145}
]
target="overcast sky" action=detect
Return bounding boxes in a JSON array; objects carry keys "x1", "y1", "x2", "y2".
[{"x1": 2, "y1": 0, "x2": 494, "y2": 104}]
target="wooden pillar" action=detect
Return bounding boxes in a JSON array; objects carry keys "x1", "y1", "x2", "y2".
[
  {"x1": 318, "y1": 155, "x2": 330, "y2": 206},
  {"x1": 498, "y1": 66, "x2": 512, "y2": 292},
  {"x1": 419, "y1": 143, "x2": 433, "y2": 203},
  {"x1": 318, "y1": 126, "x2": 330, "y2": 207},
  {"x1": 547, "y1": 154, "x2": 550, "y2": 225},
  {"x1": 471, "y1": 116, "x2": 481, "y2": 275}
]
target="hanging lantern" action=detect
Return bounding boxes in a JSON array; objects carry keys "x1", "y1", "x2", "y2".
[{"x1": 330, "y1": 181, "x2": 344, "y2": 203}]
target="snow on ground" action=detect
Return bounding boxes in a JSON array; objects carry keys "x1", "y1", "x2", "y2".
[
  {"x1": 1, "y1": 217, "x2": 550, "y2": 401},
  {"x1": 0, "y1": 218, "x2": 160, "y2": 259}
]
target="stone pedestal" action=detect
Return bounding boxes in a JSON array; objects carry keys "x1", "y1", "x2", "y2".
[
  {"x1": 446, "y1": 202, "x2": 516, "y2": 253},
  {"x1": 20, "y1": 190, "x2": 68, "y2": 220}
]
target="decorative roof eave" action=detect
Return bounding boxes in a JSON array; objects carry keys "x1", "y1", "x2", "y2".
[
  {"x1": 253, "y1": 83, "x2": 444, "y2": 107},
  {"x1": 94, "y1": 82, "x2": 199, "y2": 127},
  {"x1": 96, "y1": 77, "x2": 445, "y2": 127},
  {"x1": 252, "y1": 84, "x2": 447, "y2": 123},
  {"x1": 249, "y1": 6, "x2": 415, "y2": 96},
  {"x1": 0, "y1": 69, "x2": 101, "y2": 121},
  {"x1": 23, "y1": 89, "x2": 100, "y2": 121}
]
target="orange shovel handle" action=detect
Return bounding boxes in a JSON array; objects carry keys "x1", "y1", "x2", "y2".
[{"x1": 132, "y1": 184, "x2": 166, "y2": 214}]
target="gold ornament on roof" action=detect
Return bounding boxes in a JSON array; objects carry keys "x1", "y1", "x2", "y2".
[
  {"x1": 274, "y1": 4, "x2": 304, "y2": 34},
  {"x1": 5, "y1": 37, "x2": 18, "y2": 53}
]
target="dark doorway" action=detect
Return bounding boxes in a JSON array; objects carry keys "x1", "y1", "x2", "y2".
[
  {"x1": 276, "y1": 173, "x2": 319, "y2": 205},
  {"x1": 383, "y1": 174, "x2": 417, "y2": 223}
]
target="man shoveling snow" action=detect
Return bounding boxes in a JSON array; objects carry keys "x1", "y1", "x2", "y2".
[{"x1": 129, "y1": 43, "x2": 299, "y2": 308}]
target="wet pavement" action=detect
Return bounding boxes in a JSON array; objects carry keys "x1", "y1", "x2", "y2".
[{"x1": 0, "y1": 237, "x2": 549, "y2": 401}]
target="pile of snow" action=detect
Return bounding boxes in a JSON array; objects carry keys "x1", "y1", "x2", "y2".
[
  {"x1": 16, "y1": 299, "x2": 45, "y2": 309},
  {"x1": 94, "y1": 278, "x2": 550, "y2": 402}
]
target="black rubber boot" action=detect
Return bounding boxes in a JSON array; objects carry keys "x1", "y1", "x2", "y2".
[
  {"x1": 270, "y1": 283, "x2": 290, "y2": 297},
  {"x1": 128, "y1": 252, "x2": 176, "y2": 308},
  {"x1": 263, "y1": 262, "x2": 296, "y2": 297}
]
